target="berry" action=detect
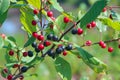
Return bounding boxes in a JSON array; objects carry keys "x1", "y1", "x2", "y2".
[
  {"x1": 118, "y1": 44, "x2": 120, "y2": 48},
  {"x1": 101, "y1": 43, "x2": 106, "y2": 48},
  {"x1": 44, "y1": 40, "x2": 51, "y2": 47},
  {"x1": 66, "y1": 44, "x2": 72, "y2": 50},
  {"x1": 50, "y1": 16, "x2": 56, "y2": 21},
  {"x1": 85, "y1": 40, "x2": 92, "y2": 46},
  {"x1": 87, "y1": 23, "x2": 92, "y2": 29},
  {"x1": 37, "y1": 35, "x2": 44, "y2": 41},
  {"x1": 108, "y1": 47, "x2": 113, "y2": 52},
  {"x1": 28, "y1": 51, "x2": 33, "y2": 57},
  {"x1": 33, "y1": 9, "x2": 39, "y2": 14},
  {"x1": 21, "y1": 66, "x2": 28, "y2": 72},
  {"x1": 23, "y1": 52, "x2": 28, "y2": 57},
  {"x1": 31, "y1": 42, "x2": 37, "y2": 48},
  {"x1": 109, "y1": 14, "x2": 113, "y2": 20},
  {"x1": 35, "y1": 47, "x2": 40, "y2": 53},
  {"x1": 77, "y1": 28, "x2": 83, "y2": 35},
  {"x1": 102, "y1": 7, "x2": 107, "y2": 12},
  {"x1": 47, "y1": 50, "x2": 54, "y2": 57},
  {"x1": 64, "y1": 17, "x2": 70, "y2": 23},
  {"x1": 38, "y1": 44, "x2": 44, "y2": 50},
  {"x1": 32, "y1": 32, "x2": 38, "y2": 38},
  {"x1": 50, "y1": 24, "x2": 54, "y2": 29},
  {"x1": 99, "y1": 41, "x2": 104, "y2": 46},
  {"x1": 71, "y1": 28, "x2": 77, "y2": 34},
  {"x1": 32, "y1": 20, "x2": 37, "y2": 26},
  {"x1": 13, "y1": 64, "x2": 19, "y2": 68},
  {"x1": 9, "y1": 50, "x2": 14, "y2": 56},
  {"x1": 7, "y1": 74, "x2": 13, "y2": 80},
  {"x1": 0, "y1": 33, "x2": 6, "y2": 39},
  {"x1": 90, "y1": 21, "x2": 96, "y2": 28},
  {"x1": 52, "y1": 35, "x2": 58, "y2": 41},
  {"x1": 56, "y1": 47, "x2": 63, "y2": 54},
  {"x1": 63, "y1": 51, "x2": 67, "y2": 56},
  {"x1": 3, "y1": 68, "x2": 8, "y2": 73},
  {"x1": 47, "y1": 34, "x2": 53, "y2": 40},
  {"x1": 47, "y1": 11, "x2": 53, "y2": 17},
  {"x1": 60, "y1": 46, "x2": 65, "y2": 51},
  {"x1": 19, "y1": 75, "x2": 24, "y2": 80}
]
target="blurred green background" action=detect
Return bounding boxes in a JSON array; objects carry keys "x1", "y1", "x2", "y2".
[{"x1": 0, "y1": 0, "x2": 120, "y2": 80}]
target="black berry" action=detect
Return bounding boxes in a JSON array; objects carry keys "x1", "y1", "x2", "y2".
[
  {"x1": 71, "y1": 28, "x2": 77, "y2": 34},
  {"x1": 52, "y1": 35, "x2": 58, "y2": 41},
  {"x1": 56, "y1": 47, "x2": 63, "y2": 54},
  {"x1": 66, "y1": 44, "x2": 72, "y2": 50},
  {"x1": 47, "y1": 50, "x2": 54, "y2": 57},
  {"x1": 35, "y1": 47, "x2": 40, "y2": 53},
  {"x1": 31, "y1": 42, "x2": 37, "y2": 48},
  {"x1": 28, "y1": 51, "x2": 33, "y2": 57},
  {"x1": 21, "y1": 66, "x2": 28, "y2": 73},
  {"x1": 47, "y1": 34, "x2": 53, "y2": 40}
]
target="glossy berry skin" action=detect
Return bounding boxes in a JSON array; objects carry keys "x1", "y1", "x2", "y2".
[
  {"x1": 32, "y1": 20, "x2": 37, "y2": 26},
  {"x1": 38, "y1": 44, "x2": 44, "y2": 50},
  {"x1": 77, "y1": 28, "x2": 83, "y2": 35},
  {"x1": 71, "y1": 28, "x2": 77, "y2": 34},
  {"x1": 99, "y1": 41, "x2": 104, "y2": 46},
  {"x1": 13, "y1": 64, "x2": 19, "y2": 68},
  {"x1": 44, "y1": 40, "x2": 51, "y2": 47},
  {"x1": 56, "y1": 47, "x2": 63, "y2": 54},
  {"x1": 52, "y1": 35, "x2": 58, "y2": 41},
  {"x1": 21, "y1": 66, "x2": 28, "y2": 73},
  {"x1": 85, "y1": 40, "x2": 92, "y2": 46},
  {"x1": 9, "y1": 50, "x2": 14, "y2": 56},
  {"x1": 47, "y1": 34, "x2": 53, "y2": 40},
  {"x1": 90, "y1": 21, "x2": 96, "y2": 28},
  {"x1": 63, "y1": 51, "x2": 67, "y2": 56},
  {"x1": 23, "y1": 52, "x2": 28, "y2": 57},
  {"x1": 32, "y1": 32, "x2": 38, "y2": 38},
  {"x1": 66, "y1": 44, "x2": 72, "y2": 50},
  {"x1": 101, "y1": 43, "x2": 106, "y2": 48},
  {"x1": 47, "y1": 11, "x2": 53, "y2": 17},
  {"x1": 102, "y1": 7, "x2": 107, "y2": 12},
  {"x1": 37, "y1": 35, "x2": 44, "y2": 41},
  {"x1": 33, "y1": 9, "x2": 39, "y2": 14},
  {"x1": 108, "y1": 47, "x2": 113, "y2": 52},
  {"x1": 7, "y1": 74, "x2": 13, "y2": 80},
  {"x1": 31, "y1": 42, "x2": 37, "y2": 48},
  {"x1": 87, "y1": 23, "x2": 92, "y2": 29},
  {"x1": 35, "y1": 47, "x2": 40, "y2": 53},
  {"x1": 47, "y1": 50, "x2": 54, "y2": 57},
  {"x1": 64, "y1": 17, "x2": 70, "y2": 23},
  {"x1": 28, "y1": 51, "x2": 33, "y2": 57}
]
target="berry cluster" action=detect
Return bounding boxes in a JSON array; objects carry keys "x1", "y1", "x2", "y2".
[
  {"x1": 71, "y1": 28, "x2": 83, "y2": 35},
  {"x1": 86, "y1": 21, "x2": 96, "y2": 29}
]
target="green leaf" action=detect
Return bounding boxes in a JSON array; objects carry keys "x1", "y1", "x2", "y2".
[
  {"x1": 80, "y1": 0, "x2": 109, "y2": 28},
  {"x1": 0, "y1": 11, "x2": 8, "y2": 25},
  {"x1": 27, "y1": 0, "x2": 41, "y2": 9},
  {"x1": 49, "y1": 0, "x2": 64, "y2": 12},
  {"x1": 55, "y1": 57, "x2": 71, "y2": 80},
  {"x1": 7, "y1": 36, "x2": 16, "y2": 43},
  {"x1": 0, "y1": 37, "x2": 4, "y2": 48},
  {"x1": 10, "y1": 1, "x2": 27, "y2": 8},
  {"x1": 5, "y1": 36, "x2": 16, "y2": 48},
  {"x1": 24, "y1": 36, "x2": 35, "y2": 48},
  {"x1": 0, "y1": 0, "x2": 10, "y2": 15},
  {"x1": 20, "y1": 6, "x2": 37, "y2": 34},
  {"x1": 76, "y1": 47, "x2": 107, "y2": 73},
  {"x1": 99, "y1": 18, "x2": 120, "y2": 31}
]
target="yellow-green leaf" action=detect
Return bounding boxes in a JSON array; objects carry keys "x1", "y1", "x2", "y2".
[{"x1": 27, "y1": 0, "x2": 41, "y2": 9}]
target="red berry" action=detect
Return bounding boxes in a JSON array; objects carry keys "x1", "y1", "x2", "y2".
[
  {"x1": 9, "y1": 50, "x2": 14, "y2": 56},
  {"x1": 13, "y1": 64, "x2": 19, "y2": 68},
  {"x1": 44, "y1": 41, "x2": 51, "y2": 47},
  {"x1": 23, "y1": 52, "x2": 28, "y2": 57},
  {"x1": 47, "y1": 11, "x2": 53, "y2": 17},
  {"x1": 108, "y1": 47, "x2": 113, "y2": 52},
  {"x1": 102, "y1": 7, "x2": 107, "y2": 12},
  {"x1": 3, "y1": 68, "x2": 8, "y2": 73},
  {"x1": 118, "y1": 44, "x2": 120, "y2": 48},
  {"x1": 50, "y1": 24, "x2": 54, "y2": 29},
  {"x1": 0, "y1": 33, "x2": 6, "y2": 39},
  {"x1": 37, "y1": 35, "x2": 44, "y2": 41},
  {"x1": 33, "y1": 9, "x2": 39, "y2": 14},
  {"x1": 85, "y1": 40, "x2": 92, "y2": 46},
  {"x1": 87, "y1": 23, "x2": 92, "y2": 29},
  {"x1": 7, "y1": 74, "x2": 13, "y2": 80},
  {"x1": 64, "y1": 17, "x2": 70, "y2": 23},
  {"x1": 99, "y1": 40, "x2": 104, "y2": 46},
  {"x1": 101, "y1": 43, "x2": 106, "y2": 48},
  {"x1": 19, "y1": 75, "x2": 24, "y2": 80},
  {"x1": 38, "y1": 44, "x2": 44, "y2": 50},
  {"x1": 50, "y1": 16, "x2": 56, "y2": 21},
  {"x1": 32, "y1": 20, "x2": 37, "y2": 26},
  {"x1": 77, "y1": 28, "x2": 83, "y2": 35},
  {"x1": 63, "y1": 51, "x2": 67, "y2": 56},
  {"x1": 32, "y1": 32, "x2": 38, "y2": 38},
  {"x1": 90, "y1": 21, "x2": 96, "y2": 28}
]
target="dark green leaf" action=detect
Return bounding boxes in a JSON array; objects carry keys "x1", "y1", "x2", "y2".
[
  {"x1": 0, "y1": 37, "x2": 4, "y2": 48},
  {"x1": 55, "y1": 57, "x2": 71, "y2": 80},
  {"x1": 7, "y1": 36, "x2": 16, "y2": 43},
  {"x1": 80, "y1": 0, "x2": 109, "y2": 28},
  {"x1": 0, "y1": 11, "x2": 8, "y2": 25},
  {"x1": 24, "y1": 36, "x2": 35, "y2": 48},
  {"x1": 5, "y1": 37, "x2": 16, "y2": 48},
  {"x1": 10, "y1": 1, "x2": 27, "y2": 8},
  {"x1": 76, "y1": 47, "x2": 107, "y2": 73}
]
